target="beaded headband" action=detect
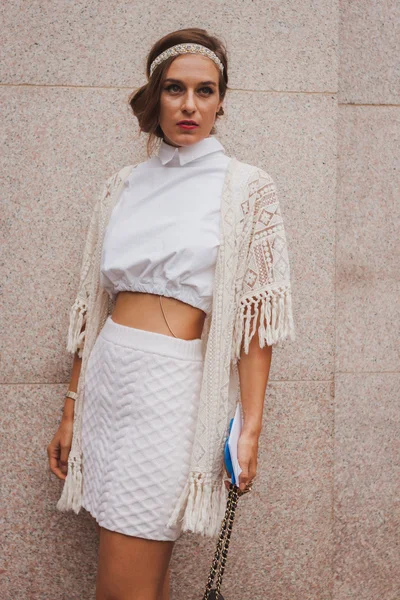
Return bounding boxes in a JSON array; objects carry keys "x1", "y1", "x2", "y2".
[{"x1": 149, "y1": 43, "x2": 224, "y2": 77}]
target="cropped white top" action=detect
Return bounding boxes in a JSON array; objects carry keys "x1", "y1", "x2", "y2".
[{"x1": 99, "y1": 136, "x2": 231, "y2": 315}]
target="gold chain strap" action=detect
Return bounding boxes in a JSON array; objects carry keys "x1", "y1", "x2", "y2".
[{"x1": 202, "y1": 483, "x2": 241, "y2": 600}]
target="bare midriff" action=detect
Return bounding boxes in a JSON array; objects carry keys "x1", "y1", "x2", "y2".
[{"x1": 110, "y1": 291, "x2": 207, "y2": 341}]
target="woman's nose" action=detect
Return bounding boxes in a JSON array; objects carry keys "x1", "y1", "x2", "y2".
[{"x1": 181, "y1": 92, "x2": 197, "y2": 112}]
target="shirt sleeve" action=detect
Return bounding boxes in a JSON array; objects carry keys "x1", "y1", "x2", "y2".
[
  {"x1": 232, "y1": 168, "x2": 296, "y2": 359},
  {"x1": 66, "y1": 178, "x2": 109, "y2": 357}
]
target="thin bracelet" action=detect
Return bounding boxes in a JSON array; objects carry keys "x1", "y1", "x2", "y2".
[{"x1": 65, "y1": 390, "x2": 78, "y2": 401}]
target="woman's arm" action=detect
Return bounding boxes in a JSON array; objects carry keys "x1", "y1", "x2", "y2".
[
  {"x1": 62, "y1": 321, "x2": 85, "y2": 420},
  {"x1": 239, "y1": 339, "x2": 272, "y2": 436},
  {"x1": 48, "y1": 324, "x2": 84, "y2": 480},
  {"x1": 236, "y1": 308, "x2": 273, "y2": 492},
  {"x1": 62, "y1": 353, "x2": 82, "y2": 421}
]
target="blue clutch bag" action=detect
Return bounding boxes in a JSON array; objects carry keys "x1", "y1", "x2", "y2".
[
  {"x1": 224, "y1": 416, "x2": 237, "y2": 485},
  {"x1": 223, "y1": 403, "x2": 242, "y2": 487}
]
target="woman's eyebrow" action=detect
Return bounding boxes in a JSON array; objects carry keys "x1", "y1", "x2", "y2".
[{"x1": 164, "y1": 78, "x2": 217, "y2": 86}]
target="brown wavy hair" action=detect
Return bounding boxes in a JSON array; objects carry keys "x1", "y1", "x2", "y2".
[{"x1": 128, "y1": 28, "x2": 229, "y2": 156}]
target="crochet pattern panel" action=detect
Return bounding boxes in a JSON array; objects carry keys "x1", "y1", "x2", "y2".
[
  {"x1": 243, "y1": 168, "x2": 291, "y2": 294},
  {"x1": 232, "y1": 168, "x2": 295, "y2": 358}
]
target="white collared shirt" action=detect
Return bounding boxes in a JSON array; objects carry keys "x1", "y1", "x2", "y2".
[{"x1": 99, "y1": 135, "x2": 231, "y2": 314}]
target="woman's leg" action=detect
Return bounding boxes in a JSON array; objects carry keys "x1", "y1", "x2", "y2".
[
  {"x1": 96, "y1": 526, "x2": 174, "y2": 600},
  {"x1": 160, "y1": 566, "x2": 171, "y2": 600}
]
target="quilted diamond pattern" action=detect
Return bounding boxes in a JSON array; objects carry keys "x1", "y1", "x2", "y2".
[{"x1": 81, "y1": 327, "x2": 204, "y2": 541}]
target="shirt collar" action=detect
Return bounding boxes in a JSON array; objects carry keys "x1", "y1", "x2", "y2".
[{"x1": 157, "y1": 135, "x2": 225, "y2": 166}]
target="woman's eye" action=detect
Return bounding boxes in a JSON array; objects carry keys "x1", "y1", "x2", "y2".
[
  {"x1": 199, "y1": 87, "x2": 214, "y2": 95},
  {"x1": 165, "y1": 84, "x2": 181, "y2": 92}
]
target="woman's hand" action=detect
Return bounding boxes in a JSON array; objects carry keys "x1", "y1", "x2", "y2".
[
  {"x1": 237, "y1": 430, "x2": 258, "y2": 492},
  {"x1": 47, "y1": 416, "x2": 74, "y2": 480},
  {"x1": 224, "y1": 430, "x2": 259, "y2": 492}
]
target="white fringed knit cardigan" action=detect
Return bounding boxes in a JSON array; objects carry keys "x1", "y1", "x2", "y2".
[{"x1": 56, "y1": 156, "x2": 296, "y2": 537}]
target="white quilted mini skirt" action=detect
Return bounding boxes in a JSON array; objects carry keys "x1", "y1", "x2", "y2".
[{"x1": 81, "y1": 315, "x2": 204, "y2": 541}]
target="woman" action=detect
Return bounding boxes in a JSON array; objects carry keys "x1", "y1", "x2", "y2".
[{"x1": 47, "y1": 27, "x2": 295, "y2": 600}]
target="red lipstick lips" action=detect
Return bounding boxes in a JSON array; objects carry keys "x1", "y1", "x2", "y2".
[{"x1": 177, "y1": 120, "x2": 199, "y2": 130}]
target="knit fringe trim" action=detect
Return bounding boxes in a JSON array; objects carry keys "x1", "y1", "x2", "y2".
[
  {"x1": 232, "y1": 285, "x2": 295, "y2": 360},
  {"x1": 55, "y1": 451, "x2": 83, "y2": 514},
  {"x1": 66, "y1": 296, "x2": 87, "y2": 358},
  {"x1": 167, "y1": 472, "x2": 227, "y2": 537}
]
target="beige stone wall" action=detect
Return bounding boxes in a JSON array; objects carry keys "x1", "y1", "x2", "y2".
[{"x1": 1, "y1": 2, "x2": 398, "y2": 599}]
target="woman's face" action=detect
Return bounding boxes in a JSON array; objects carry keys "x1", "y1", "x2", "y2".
[{"x1": 158, "y1": 54, "x2": 223, "y2": 148}]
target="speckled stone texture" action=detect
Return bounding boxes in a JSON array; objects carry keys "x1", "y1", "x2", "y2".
[
  {"x1": 1, "y1": 0, "x2": 399, "y2": 599},
  {"x1": 0, "y1": 385, "x2": 99, "y2": 600},
  {"x1": 339, "y1": 0, "x2": 400, "y2": 104},
  {"x1": 333, "y1": 374, "x2": 400, "y2": 600},
  {"x1": 334, "y1": 2, "x2": 400, "y2": 598},
  {"x1": 0, "y1": 1, "x2": 338, "y2": 92},
  {"x1": 336, "y1": 107, "x2": 400, "y2": 373}
]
